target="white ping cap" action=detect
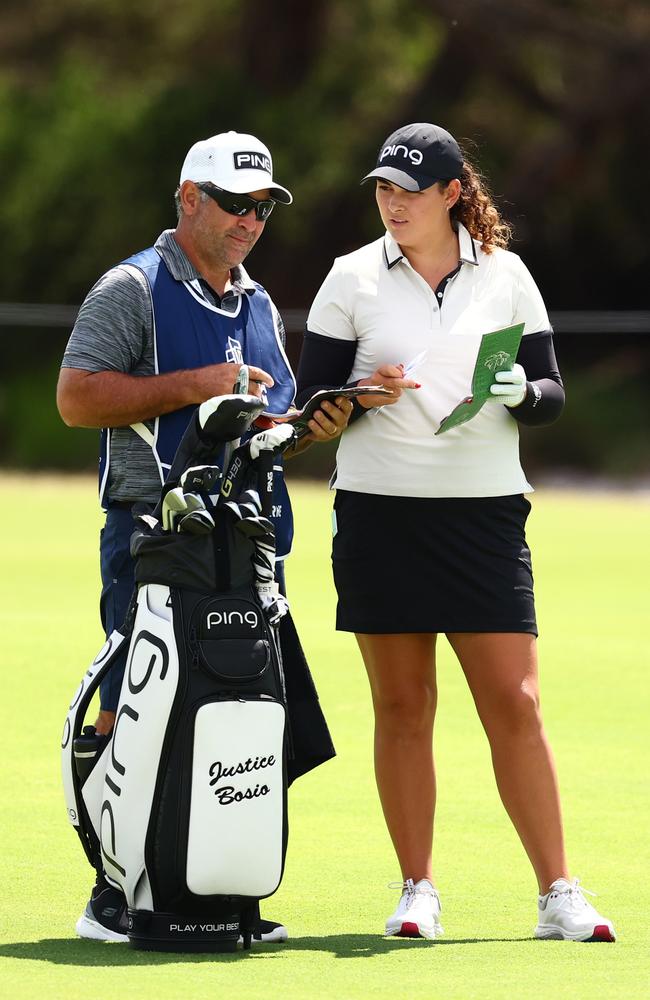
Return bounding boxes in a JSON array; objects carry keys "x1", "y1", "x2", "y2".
[{"x1": 179, "y1": 131, "x2": 292, "y2": 204}]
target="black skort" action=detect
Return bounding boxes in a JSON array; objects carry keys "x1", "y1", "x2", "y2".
[{"x1": 332, "y1": 491, "x2": 537, "y2": 635}]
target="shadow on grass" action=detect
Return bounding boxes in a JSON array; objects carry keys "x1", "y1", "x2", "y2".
[{"x1": 0, "y1": 934, "x2": 533, "y2": 966}]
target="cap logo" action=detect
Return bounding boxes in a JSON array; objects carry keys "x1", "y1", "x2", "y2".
[
  {"x1": 234, "y1": 151, "x2": 272, "y2": 173},
  {"x1": 379, "y1": 144, "x2": 423, "y2": 166}
]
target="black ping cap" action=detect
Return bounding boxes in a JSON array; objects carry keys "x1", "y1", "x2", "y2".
[{"x1": 362, "y1": 123, "x2": 464, "y2": 191}]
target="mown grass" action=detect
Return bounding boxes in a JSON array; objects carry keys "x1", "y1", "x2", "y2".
[{"x1": 0, "y1": 474, "x2": 648, "y2": 999}]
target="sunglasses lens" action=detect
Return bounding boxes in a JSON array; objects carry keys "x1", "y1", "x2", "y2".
[
  {"x1": 199, "y1": 185, "x2": 275, "y2": 221},
  {"x1": 227, "y1": 196, "x2": 252, "y2": 216},
  {"x1": 256, "y1": 201, "x2": 275, "y2": 222},
  {"x1": 227, "y1": 195, "x2": 274, "y2": 221}
]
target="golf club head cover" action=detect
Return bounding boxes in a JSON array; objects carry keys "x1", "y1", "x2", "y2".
[
  {"x1": 154, "y1": 395, "x2": 265, "y2": 522},
  {"x1": 180, "y1": 465, "x2": 222, "y2": 495},
  {"x1": 198, "y1": 394, "x2": 265, "y2": 446},
  {"x1": 178, "y1": 508, "x2": 215, "y2": 535}
]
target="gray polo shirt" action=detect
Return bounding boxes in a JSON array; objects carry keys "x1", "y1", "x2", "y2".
[{"x1": 62, "y1": 230, "x2": 286, "y2": 504}]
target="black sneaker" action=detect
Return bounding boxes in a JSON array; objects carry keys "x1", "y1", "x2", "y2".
[
  {"x1": 75, "y1": 875, "x2": 129, "y2": 942},
  {"x1": 256, "y1": 918, "x2": 288, "y2": 942},
  {"x1": 238, "y1": 916, "x2": 288, "y2": 945}
]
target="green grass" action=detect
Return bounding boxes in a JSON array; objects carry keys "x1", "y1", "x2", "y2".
[{"x1": 1, "y1": 473, "x2": 649, "y2": 1000}]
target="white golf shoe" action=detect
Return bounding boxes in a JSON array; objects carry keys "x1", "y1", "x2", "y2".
[
  {"x1": 535, "y1": 878, "x2": 616, "y2": 942},
  {"x1": 385, "y1": 878, "x2": 443, "y2": 940}
]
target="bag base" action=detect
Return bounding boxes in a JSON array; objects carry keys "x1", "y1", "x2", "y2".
[{"x1": 127, "y1": 907, "x2": 250, "y2": 952}]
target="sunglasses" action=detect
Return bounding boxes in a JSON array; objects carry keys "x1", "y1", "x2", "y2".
[{"x1": 196, "y1": 183, "x2": 275, "y2": 222}]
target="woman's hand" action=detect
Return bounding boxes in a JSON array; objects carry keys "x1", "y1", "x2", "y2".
[
  {"x1": 305, "y1": 396, "x2": 354, "y2": 441},
  {"x1": 488, "y1": 363, "x2": 527, "y2": 408},
  {"x1": 357, "y1": 364, "x2": 420, "y2": 409}
]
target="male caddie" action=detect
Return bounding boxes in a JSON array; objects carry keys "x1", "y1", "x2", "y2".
[{"x1": 57, "y1": 130, "x2": 351, "y2": 944}]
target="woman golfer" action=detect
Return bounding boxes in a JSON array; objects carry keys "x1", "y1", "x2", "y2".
[{"x1": 297, "y1": 123, "x2": 615, "y2": 943}]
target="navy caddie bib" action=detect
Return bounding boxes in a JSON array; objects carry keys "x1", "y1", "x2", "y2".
[{"x1": 99, "y1": 246, "x2": 296, "y2": 557}]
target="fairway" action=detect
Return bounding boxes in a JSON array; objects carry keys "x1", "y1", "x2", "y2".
[{"x1": 0, "y1": 473, "x2": 648, "y2": 1000}]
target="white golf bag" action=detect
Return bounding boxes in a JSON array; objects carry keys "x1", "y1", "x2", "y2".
[{"x1": 61, "y1": 393, "x2": 296, "y2": 952}]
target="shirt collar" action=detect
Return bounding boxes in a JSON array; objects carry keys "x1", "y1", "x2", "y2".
[
  {"x1": 230, "y1": 263, "x2": 257, "y2": 293},
  {"x1": 457, "y1": 222, "x2": 479, "y2": 265},
  {"x1": 382, "y1": 221, "x2": 479, "y2": 271},
  {"x1": 382, "y1": 231, "x2": 404, "y2": 270},
  {"x1": 154, "y1": 230, "x2": 257, "y2": 294}
]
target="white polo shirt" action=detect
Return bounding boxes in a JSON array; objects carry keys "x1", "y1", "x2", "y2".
[{"x1": 307, "y1": 223, "x2": 550, "y2": 498}]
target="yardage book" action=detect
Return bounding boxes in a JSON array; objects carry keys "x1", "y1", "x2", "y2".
[
  {"x1": 435, "y1": 323, "x2": 525, "y2": 435},
  {"x1": 260, "y1": 385, "x2": 393, "y2": 436}
]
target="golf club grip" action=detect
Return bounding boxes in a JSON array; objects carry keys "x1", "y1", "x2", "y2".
[{"x1": 234, "y1": 364, "x2": 250, "y2": 396}]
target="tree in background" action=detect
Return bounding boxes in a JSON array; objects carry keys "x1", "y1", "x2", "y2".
[
  {"x1": 0, "y1": 0, "x2": 648, "y2": 476},
  {"x1": 0, "y1": 0, "x2": 648, "y2": 308}
]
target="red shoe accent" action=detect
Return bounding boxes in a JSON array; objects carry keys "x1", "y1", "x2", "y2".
[
  {"x1": 397, "y1": 922, "x2": 421, "y2": 938},
  {"x1": 590, "y1": 925, "x2": 615, "y2": 942}
]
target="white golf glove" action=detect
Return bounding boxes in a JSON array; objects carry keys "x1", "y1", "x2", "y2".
[{"x1": 489, "y1": 363, "x2": 527, "y2": 408}]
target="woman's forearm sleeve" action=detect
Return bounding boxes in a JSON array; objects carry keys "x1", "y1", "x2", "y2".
[
  {"x1": 511, "y1": 329, "x2": 565, "y2": 426},
  {"x1": 295, "y1": 330, "x2": 358, "y2": 406}
]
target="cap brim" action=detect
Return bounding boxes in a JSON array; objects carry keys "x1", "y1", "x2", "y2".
[
  {"x1": 268, "y1": 184, "x2": 293, "y2": 205},
  {"x1": 361, "y1": 167, "x2": 437, "y2": 191},
  {"x1": 186, "y1": 170, "x2": 293, "y2": 205},
  {"x1": 228, "y1": 177, "x2": 293, "y2": 204}
]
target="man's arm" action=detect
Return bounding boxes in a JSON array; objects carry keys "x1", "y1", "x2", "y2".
[
  {"x1": 56, "y1": 364, "x2": 272, "y2": 428},
  {"x1": 58, "y1": 262, "x2": 273, "y2": 429}
]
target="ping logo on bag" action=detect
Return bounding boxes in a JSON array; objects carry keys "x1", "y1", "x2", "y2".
[
  {"x1": 199, "y1": 597, "x2": 266, "y2": 639},
  {"x1": 206, "y1": 609, "x2": 259, "y2": 630},
  {"x1": 192, "y1": 596, "x2": 271, "y2": 682}
]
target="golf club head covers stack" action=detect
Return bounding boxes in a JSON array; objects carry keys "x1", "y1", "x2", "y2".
[{"x1": 61, "y1": 393, "x2": 297, "y2": 952}]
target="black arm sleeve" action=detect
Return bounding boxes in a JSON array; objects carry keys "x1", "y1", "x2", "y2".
[
  {"x1": 295, "y1": 330, "x2": 357, "y2": 402},
  {"x1": 510, "y1": 329, "x2": 565, "y2": 426},
  {"x1": 295, "y1": 330, "x2": 371, "y2": 424}
]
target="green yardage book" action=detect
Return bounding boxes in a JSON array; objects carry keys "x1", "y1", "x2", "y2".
[{"x1": 435, "y1": 322, "x2": 525, "y2": 435}]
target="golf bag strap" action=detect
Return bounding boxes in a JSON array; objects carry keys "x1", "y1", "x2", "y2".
[
  {"x1": 61, "y1": 623, "x2": 134, "y2": 869},
  {"x1": 131, "y1": 422, "x2": 155, "y2": 447}
]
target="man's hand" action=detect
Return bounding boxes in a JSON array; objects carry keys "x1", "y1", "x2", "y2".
[
  {"x1": 57, "y1": 363, "x2": 274, "y2": 428},
  {"x1": 94, "y1": 710, "x2": 116, "y2": 735},
  {"x1": 191, "y1": 363, "x2": 273, "y2": 400}
]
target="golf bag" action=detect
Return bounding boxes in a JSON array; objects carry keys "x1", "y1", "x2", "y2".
[{"x1": 62, "y1": 393, "x2": 300, "y2": 951}]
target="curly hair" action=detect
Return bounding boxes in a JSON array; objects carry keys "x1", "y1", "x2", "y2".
[{"x1": 441, "y1": 155, "x2": 512, "y2": 254}]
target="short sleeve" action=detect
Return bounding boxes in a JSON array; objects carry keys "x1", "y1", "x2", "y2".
[
  {"x1": 512, "y1": 257, "x2": 551, "y2": 336},
  {"x1": 61, "y1": 265, "x2": 151, "y2": 373},
  {"x1": 306, "y1": 260, "x2": 357, "y2": 342}
]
